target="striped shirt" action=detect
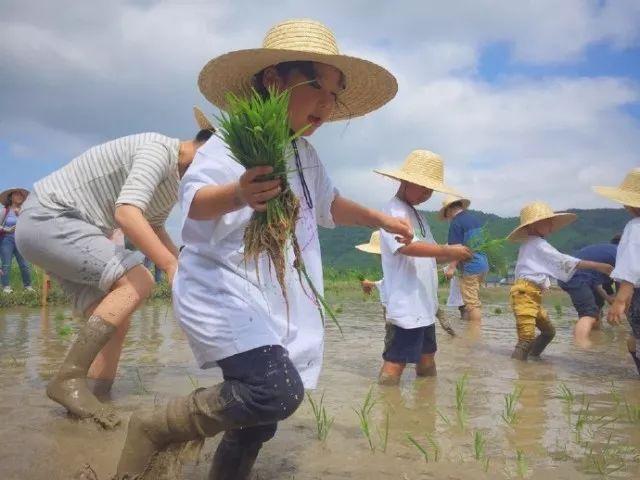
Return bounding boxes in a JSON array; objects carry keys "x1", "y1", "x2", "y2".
[{"x1": 34, "y1": 133, "x2": 180, "y2": 233}]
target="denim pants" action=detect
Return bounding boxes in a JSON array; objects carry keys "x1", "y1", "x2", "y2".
[{"x1": 0, "y1": 234, "x2": 31, "y2": 288}]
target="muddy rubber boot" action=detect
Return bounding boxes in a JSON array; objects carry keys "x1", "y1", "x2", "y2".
[
  {"x1": 511, "y1": 340, "x2": 532, "y2": 361},
  {"x1": 416, "y1": 364, "x2": 437, "y2": 377},
  {"x1": 208, "y1": 435, "x2": 262, "y2": 480},
  {"x1": 86, "y1": 378, "x2": 114, "y2": 399},
  {"x1": 436, "y1": 309, "x2": 456, "y2": 337},
  {"x1": 529, "y1": 326, "x2": 556, "y2": 358},
  {"x1": 117, "y1": 384, "x2": 234, "y2": 478},
  {"x1": 46, "y1": 315, "x2": 120, "y2": 428}
]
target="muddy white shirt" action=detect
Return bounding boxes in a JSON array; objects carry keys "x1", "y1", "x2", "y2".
[
  {"x1": 380, "y1": 197, "x2": 438, "y2": 329},
  {"x1": 611, "y1": 217, "x2": 640, "y2": 287},
  {"x1": 515, "y1": 236, "x2": 579, "y2": 289},
  {"x1": 173, "y1": 135, "x2": 337, "y2": 389}
]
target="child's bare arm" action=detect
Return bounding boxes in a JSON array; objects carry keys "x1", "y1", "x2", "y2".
[
  {"x1": 152, "y1": 226, "x2": 179, "y2": 259},
  {"x1": 445, "y1": 261, "x2": 459, "y2": 279},
  {"x1": 189, "y1": 166, "x2": 280, "y2": 220},
  {"x1": 608, "y1": 281, "x2": 634, "y2": 325},
  {"x1": 399, "y1": 242, "x2": 472, "y2": 262},
  {"x1": 115, "y1": 205, "x2": 178, "y2": 282},
  {"x1": 577, "y1": 260, "x2": 614, "y2": 276},
  {"x1": 330, "y1": 195, "x2": 413, "y2": 245}
]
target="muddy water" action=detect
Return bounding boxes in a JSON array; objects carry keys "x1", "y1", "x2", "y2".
[{"x1": 1, "y1": 295, "x2": 639, "y2": 480}]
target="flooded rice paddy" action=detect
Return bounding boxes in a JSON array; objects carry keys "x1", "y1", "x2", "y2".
[{"x1": 1, "y1": 287, "x2": 639, "y2": 479}]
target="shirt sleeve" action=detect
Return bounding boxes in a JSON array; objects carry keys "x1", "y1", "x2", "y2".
[
  {"x1": 380, "y1": 202, "x2": 409, "y2": 254},
  {"x1": 611, "y1": 224, "x2": 640, "y2": 287},
  {"x1": 306, "y1": 141, "x2": 338, "y2": 229},
  {"x1": 535, "y1": 240, "x2": 580, "y2": 283},
  {"x1": 116, "y1": 142, "x2": 172, "y2": 212}
]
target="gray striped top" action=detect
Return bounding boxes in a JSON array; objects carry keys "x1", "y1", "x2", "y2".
[{"x1": 34, "y1": 133, "x2": 181, "y2": 233}]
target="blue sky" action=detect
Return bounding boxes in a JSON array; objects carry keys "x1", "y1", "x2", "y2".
[{"x1": 1, "y1": 0, "x2": 639, "y2": 239}]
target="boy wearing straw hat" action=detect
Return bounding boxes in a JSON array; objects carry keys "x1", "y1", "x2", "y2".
[
  {"x1": 116, "y1": 19, "x2": 413, "y2": 479},
  {"x1": 593, "y1": 168, "x2": 640, "y2": 374},
  {"x1": 373, "y1": 150, "x2": 472, "y2": 385},
  {"x1": 14, "y1": 109, "x2": 214, "y2": 428},
  {"x1": 440, "y1": 194, "x2": 489, "y2": 323},
  {"x1": 507, "y1": 202, "x2": 613, "y2": 361}
]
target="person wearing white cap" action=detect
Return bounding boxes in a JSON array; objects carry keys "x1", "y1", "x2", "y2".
[
  {"x1": 507, "y1": 202, "x2": 613, "y2": 361},
  {"x1": 593, "y1": 168, "x2": 640, "y2": 375},
  {"x1": 14, "y1": 108, "x2": 214, "y2": 428},
  {"x1": 373, "y1": 150, "x2": 472, "y2": 386}
]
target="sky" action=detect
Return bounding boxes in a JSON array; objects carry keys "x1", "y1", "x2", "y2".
[{"x1": 1, "y1": 0, "x2": 639, "y2": 239}]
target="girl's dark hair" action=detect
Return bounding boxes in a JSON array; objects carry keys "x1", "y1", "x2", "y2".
[
  {"x1": 194, "y1": 129, "x2": 215, "y2": 144},
  {"x1": 448, "y1": 201, "x2": 464, "y2": 210}
]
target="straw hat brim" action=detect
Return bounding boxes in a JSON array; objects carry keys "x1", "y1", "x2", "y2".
[
  {"x1": 198, "y1": 49, "x2": 398, "y2": 121},
  {"x1": 438, "y1": 198, "x2": 471, "y2": 220},
  {"x1": 355, "y1": 243, "x2": 381, "y2": 255},
  {"x1": 373, "y1": 168, "x2": 460, "y2": 196},
  {"x1": 193, "y1": 106, "x2": 215, "y2": 131},
  {"x1": 0, "y1": 188, "x2": 29, "y2": 207},
  {"x1": 592, "y1": 186, "x2": 640, "y2": 209},
  {"x1": 507, "y1": 212, "x2": 577, "y2": 242}
]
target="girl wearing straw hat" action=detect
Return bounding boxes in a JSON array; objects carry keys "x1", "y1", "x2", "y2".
[
  {"x1": 593, "y1": 168, "x2": 640, "y2": 375},
  {"x1": 0, "y1": 187, "x2": 33, "y2": 293},
  {"x1": 440, "y1": 194, "x2": 489, "y2": 324},
  {"x1": 507, "y1": 202, "x2": 613, "y2": 361},
  {"x1": 115, "y1": 19, "x2": 413, "y2": 479},
  {"x1": 373, "y1": 150, "x2": 472, "y2": 386},
  {"x1": 14, "y1": 109, "x2": 215, "y2": 428}
]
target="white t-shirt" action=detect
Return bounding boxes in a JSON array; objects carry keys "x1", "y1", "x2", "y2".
[
  {"x1": 379, "y1": 197, "x2": 438, "y2": 329},
  {"x1": 514, "y1": 236, "x2": 580, "y2": 289},
  {"x1": 173, "y1": 135, "x2": 338, "y2": 389},
  {"x1": 611, "y1": 217, "x2": 640, "y2": 287},
  {"x1": 374, "y1": 278, "x2": 387, "y2": 306}
]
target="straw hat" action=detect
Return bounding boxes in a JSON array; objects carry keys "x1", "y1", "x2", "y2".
[
  {"x1": 592, "y1": 168, "x2": 640, "y2": 209},
  {"x1": 193, "y1": 106, "x2": 215, "y2": 131},
  {"x1": 198, "y1": 19, "x2": 397, "y2": 121},
  {"x1": 438, "y1": 194, "x2": 471, "y2": 220},
  {"x1": 507, "y1": 201, "x2": 577, "y2": 242},
  {"x1": 0, "y1": 188, "x2": 29, "y2": 207},
  {"x1": 374, "y1": 150, "x2": 459, "y2": 195},
  {"x1": 355, "y1": 230, "x2": 381, "y2": 255}
]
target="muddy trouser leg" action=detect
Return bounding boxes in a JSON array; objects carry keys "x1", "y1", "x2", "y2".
[
  {"x1": 208, "y1": 423, "x2": 277, "y2": 480},
  {"x1": 529, "y1": 307, "x2": 555, "y2": 357},
  {"x1": 116, "y1": 345, "x2": 304, "y2": 478},
  {"x1": 513, "y1": 314, "x2": 535, "y2": 361},
  {"x1": 627, "y1": 289, "x2": 640, "y2": 375}
]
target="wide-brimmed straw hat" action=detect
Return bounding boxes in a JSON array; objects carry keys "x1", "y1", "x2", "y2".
[
  {"x1": 198, "y1": 19, "x2": 397, "y2": 121},
  {"x1": 0, "y1": 188, "x2": 29, "y2": 207},
  {"x1": 355, "y1": 230, "x2": 381, "y2": 255},
  {"x1": 592, "y1": 168, "x2": 640, "y2": 209},
  {"x1": 193, "y1": 106, "x2": 215, "y2": 131},
  {"x1": 374, "y1": 150, "x2": 459, "y2": 195},
  {"x1": 438, "y1": 194, "x2": 471, "y2": 220},
  {"x1": 507, "y1": 201, "x2": 577, "y2": 242}
]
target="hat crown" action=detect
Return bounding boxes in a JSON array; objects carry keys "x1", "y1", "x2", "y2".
[
  {"x1": 620, "y1": 168, "x2": 640, "y2": 193},
  {"x1": 263, "y1": 19, "x2": 340, "y2": 56},
  {"x1": 519, "y1": 201, "x2": 555, "y2": 224},
  {"x1": 400, "y1": 150, "x2": 444, "y2": 184}
]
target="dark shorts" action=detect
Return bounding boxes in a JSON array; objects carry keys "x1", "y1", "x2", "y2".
[
  {"x1": 383, "y1": 323, "x2": 437, "y2": 364},
  {"x1": 629, "y1": 289, "x2": 640, "y2": 340},
  {"x1": 559, "y1": 282, "x2": 603, "y2": 318}
]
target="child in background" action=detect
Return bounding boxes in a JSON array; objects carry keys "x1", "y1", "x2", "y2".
[
  {"x1": 593, "y1": 168, "x2": 640, "y2": 374},
  {"x1": 507, "y1": 202, "x2": 613, "y2": 361},
  {"x1": 440, "y1": 194, "x2": 489, "y2": 323},
  {"x1": 356, "y1": 231, "x2": 387, "y2": 317},
  {"x1": 373, "y1": 150, "x2": 472, "y2": 385}
]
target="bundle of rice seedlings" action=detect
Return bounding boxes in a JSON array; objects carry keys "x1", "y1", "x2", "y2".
[
  {"x1": 216, "y1": 87, "x2": 340, "y2": 332},
  {"x1": 468, "y1": 225, "x2": 508, "y2": 275}
]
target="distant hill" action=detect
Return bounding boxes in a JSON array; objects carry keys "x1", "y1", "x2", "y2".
[{"x1": 319, "y1": 208, "x2": 630, "y2": 270}]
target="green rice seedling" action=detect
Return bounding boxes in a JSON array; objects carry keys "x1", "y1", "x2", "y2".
[
  {"x1": 455, "y1": 374, "x2": 469, "y2": 429},
  {"x1": 473, "y1": 430, "x2": 486, "y2": 461},
  {"x1": 406, "y1": 434, "x2": 429, "y2": 463},
  {"x1": 354, "y1": 387, "x2": 377, "y2": 451},
  {"x1": 425, "y1": 432, "x2": 440, "y2": 462},
  {"x1": 334, "y1": 305, "x2": 344, "y2": 315},
  {"x1": 554, "y1": 303, "x2": 562, "y2": 316},
  {"x1": 557, "y1": 382, "x2": 575, "y2": 416},
  {"x1": 187, "y1": 374, "x2": 199, "y2": 389},
  {"x1": 467, "y1": 225, "x2": 508, "y2": 275},
  {"x1": 308, "y1": 391, "x2": 334, "y2": 442},
  {"x1": 623, "y1": 399, "x2": 640, "y2": 423},
  {"x1": 501, "y1": 385, "x2": 523, "y2": 425},
  {"x1": 516, "y1": 449, "x2": 528, "y2": 478},
  {"x1": 217, "y1": 87, "x2": 339, "y2": 333},
  {"x1": 436, "y1": 408, "x2": 451, "y2": 427},
  {"x1": 378, "y1": 410, "x2": 390, "y2": 453},
  {"x1": 56, "y1": 323, "x2": 73, "y2": 338},
  {"x1": 493, "y1": 307, "x2": 503, "y2": 315},
  {"x1": 134, "y1": 367, "x2": 149, "y2": 395}
]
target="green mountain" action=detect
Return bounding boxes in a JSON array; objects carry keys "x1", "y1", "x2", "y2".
[{"x1": 319, "y1": 208, "x2": 630, "y2": 271}]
